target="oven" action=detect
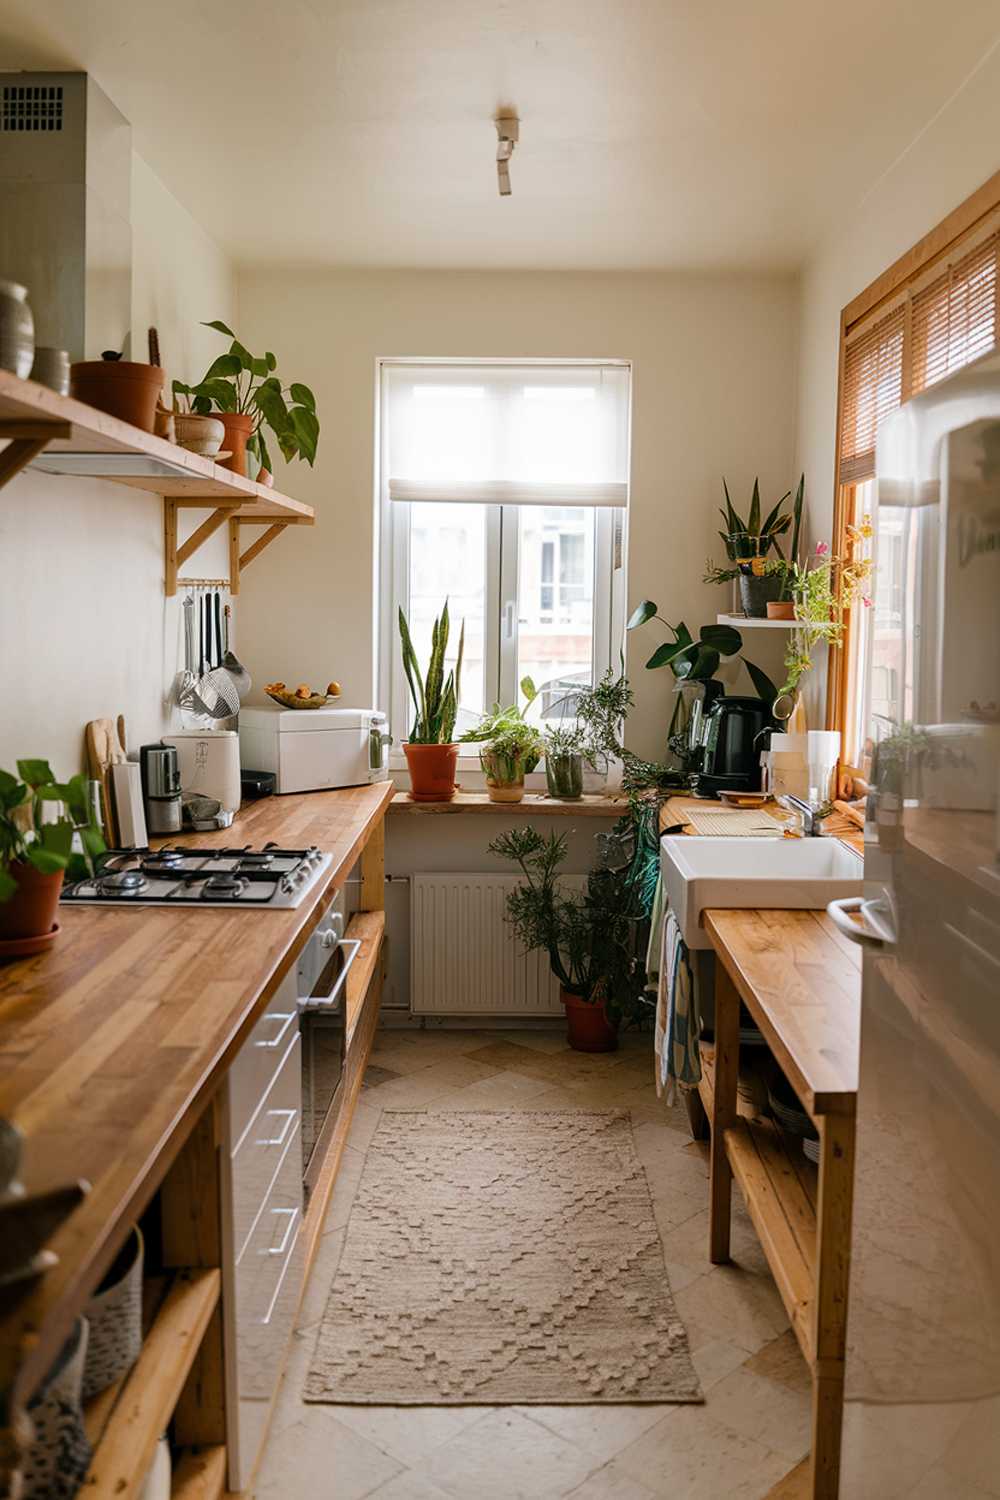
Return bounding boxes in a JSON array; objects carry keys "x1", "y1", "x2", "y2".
[{"x1": 295, "y1": 877, "x2": 361, "y2": 1205}]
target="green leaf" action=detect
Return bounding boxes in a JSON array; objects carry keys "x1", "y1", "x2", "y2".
[
  {"x1": 0, "y1": 867, "x2": 17, "y2": 902},
  {"x1": 172, "y1": 379, "x2": 193, "y2": 397},
  {"x1": 681, "y1": 644, "x2": 720, "y2": 681},
  {"x1": 80, "y1": 826, "x2": 106, "y2": 859},
  {"x1": 759, "y1": 490, "x2": 792, "y2": 540},
  {"x1": 289, "y1": 382, "x2": 316, "y2": 412},
  {"x1": 699, "y1": 623, "x2": 742, "y2": 656},
  {"x1": 39, "y1": 820, "x2": 73, "y2": 857},
  {"x1": 25, "y1": 844, "x2": 68, "y2": 875},
  {"x1": 266, "y1": 352, "x2": 277, "y2": 372},
  {"x1": 230, "y1": 341, "x2": 255, "y2": 371},
  {"x1": 626, "y1": 600, "x2": 657, "y2": 630},
  {"x1": 190, "y1": 378, "x2": 237, "y2": 413},
  {"x1": 748, "y1": 477, "x2": 761, "y2": 538},
  {"x1": 202, "y1": 319, "x2": 237, "y2": 339},
  {"x1": 0, "y1": 770, "x2": 25, "y2": 810},
  {"x1": 288, "y1": 406, "x2": 319, "y2": 465},
  {"x1": 250, "y1": 356, "x2": 271, "y2": 378},
  {"x1": 253, "y1": 381, "x2": 290, "y2": 434},
  {"x1": 744, "y1": 658, "x2": 779, "y2": 706},
  {"x1": 519, "y1": 675, "x2": 538, "y2": 706},
  {"x1": 201, "y1": 353, "x2": 243, "y2": 382},
  {"x1": 645, "y1": 641, "x2": 695, "y2": 673},
  {"x1": 17, "y1": 759, "x2": 55, "y2": 788},
  {"x1": 789, "y1": 473, "x2": 805, "y2": 567},
  {"x1": 64, "y1": 773, "x2": 91, "y2": 825}
]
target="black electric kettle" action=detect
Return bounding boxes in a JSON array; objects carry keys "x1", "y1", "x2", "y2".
[{"x1": 691, "y1": 695, "x2": 771, "y2": 798}]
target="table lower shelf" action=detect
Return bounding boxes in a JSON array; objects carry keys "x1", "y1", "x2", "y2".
[{"x1": 699, "y1": 1042, "x2": 818, "y2": 1361}]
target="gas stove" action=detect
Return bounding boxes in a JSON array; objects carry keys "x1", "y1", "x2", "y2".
[{"x1": 61, "y1": 844, "x2": 334, "y2": 909}]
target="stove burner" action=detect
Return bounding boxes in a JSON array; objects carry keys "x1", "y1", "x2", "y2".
[
  {"x1": 98, "y1": 870, "x2": 148, "y2": 894},
  {"x1": 236, "y1": 852, "x2": 274, "y2": 869},
  {"x1": 141, "y1": 850, "x2": 186, "y2": 874},
  {"x1": 201, "y1": 872, "x2": 248, "y2": 899}
]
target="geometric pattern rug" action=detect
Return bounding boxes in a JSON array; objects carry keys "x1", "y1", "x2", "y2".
[{"x1": 305, "y1": 1110, "x2": 703, "y2": 1405}]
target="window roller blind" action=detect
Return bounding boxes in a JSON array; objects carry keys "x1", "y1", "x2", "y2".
[
  {"x1": 839, "y1": 209, "x2": 1000, "y2": 485},
  {"x1": 385, "y1": 362, "x2": 630, "y2": 507}
]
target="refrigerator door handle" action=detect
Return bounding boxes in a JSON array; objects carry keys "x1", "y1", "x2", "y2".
[{"x1": 826, "y1": 894, "x2": 897, "y2": 949}]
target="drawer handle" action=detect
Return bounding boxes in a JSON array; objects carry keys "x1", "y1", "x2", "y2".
[
  {"x1": 256, "y1": 1108, "x2": 297, "y2": 1148},
  {"x1": 265, "y1": 1206, "x2": 299, "y2": 1257},
  {"x1": 254, "y1": 1010, "x2": 297, "y2": 1050},
  {"x1": 299, "y1": 937, "x2": 362, "y2": 1012}
]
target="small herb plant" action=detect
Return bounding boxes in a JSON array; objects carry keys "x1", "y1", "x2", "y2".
[
  {"x1": 488, "y1": 821, "x2": 647, "y2": 1021},
  {"x1": 398, "y1": 601, "x2": 465, "y2": 744},
  {"x1": 172, "y1": 320, "x2": 319, "y2": 474},
  {"x1": 0, "y1": 761, "x2": 105, "y2": 901},
  {"x1": 459, "y1": 680, "x2": 545, "y2": 783}
]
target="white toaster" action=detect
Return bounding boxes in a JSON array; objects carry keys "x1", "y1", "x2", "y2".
[{"x1": 238, "y1": 706, "x2": 390, "y2": 794}]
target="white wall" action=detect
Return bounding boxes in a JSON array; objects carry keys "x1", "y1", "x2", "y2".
[
  {"x1": 0, "y1": 154, "x2": 237, "y2": 773},
  {"x1": 236, "y1": 269, "x2": 799, "y2": 761},
  {"x1": 794, "y1": 43, "x2": 1000, "y2": 720}
]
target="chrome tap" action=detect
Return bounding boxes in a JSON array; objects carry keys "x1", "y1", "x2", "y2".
[{"x1": 779, "y1": 794, "x2": 824, "y2": 836}]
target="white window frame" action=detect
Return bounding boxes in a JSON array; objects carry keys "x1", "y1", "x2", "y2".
[{"x1": 374, "y1": 357, "x2": 629, "y2": 773}]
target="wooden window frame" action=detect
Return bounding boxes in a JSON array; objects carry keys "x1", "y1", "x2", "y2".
[{"x1": 827, "y1": 167, "x2": 1000, "y2": 797}]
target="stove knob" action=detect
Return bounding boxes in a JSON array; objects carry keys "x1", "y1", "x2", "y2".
[{"x1": 280, "y1": 875, "x2": 294, "y2": 894}]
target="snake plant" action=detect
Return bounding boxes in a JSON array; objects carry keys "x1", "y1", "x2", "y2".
[{"x1": 398, "y1": 601, "x2": 465, "y2": 744}]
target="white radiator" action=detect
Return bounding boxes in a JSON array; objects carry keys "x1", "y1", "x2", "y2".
[{"x1": 410, "y1": 873, "x2": 584, "y2": 1016}]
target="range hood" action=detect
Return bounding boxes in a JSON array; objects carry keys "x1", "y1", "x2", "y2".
[{"x1": 0, "y1": 72, "x2": 132, "y2": 361}]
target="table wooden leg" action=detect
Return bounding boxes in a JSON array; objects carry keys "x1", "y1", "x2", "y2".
[
  {"x1": 359, "y1": 816, "x2": 385, "y2": 912},
  {"x1": 709, "y1": 959, "x2": 740, "y2": 1263},
  {"x1": 809, "y1": 1109, "x2": 856, "y2": 1500}
]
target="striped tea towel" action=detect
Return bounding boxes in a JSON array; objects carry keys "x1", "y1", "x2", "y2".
[{"x1": 656, "y1": 911, "x2": 701, "y2": 1105}]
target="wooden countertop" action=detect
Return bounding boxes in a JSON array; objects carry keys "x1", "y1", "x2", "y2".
[
  {"x1": 390, "y1": 790, "x2": 627, "y2": 816},
  {"x1": 0, "y1": 781, "x2": 393, "y2": 1410}
]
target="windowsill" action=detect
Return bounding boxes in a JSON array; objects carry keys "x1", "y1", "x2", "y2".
[{"x1": 388, "y1": 789, "x2": 628, "y2": 816}]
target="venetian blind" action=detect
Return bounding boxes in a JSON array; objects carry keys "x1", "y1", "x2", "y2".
[
  {"x1": 839, "y1": 208, "x2": 1000, "y2": 484},
  {"x1": 384, "y1": 362, "x2": 630, "y2": 507}
]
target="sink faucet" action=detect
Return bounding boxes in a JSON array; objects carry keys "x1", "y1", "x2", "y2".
[{"x1": 779, "y1": 794, "x2": 824, "y2": 836}]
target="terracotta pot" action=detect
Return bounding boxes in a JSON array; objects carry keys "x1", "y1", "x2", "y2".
[
  {"x1": 404, "y1": 742, "x2": 459, "y2": 802},
  {"x1": 561, "y1": 988, "x2": 619, "y2": 1053},
  {"x1": 486, "y1": 779, "x2": 525, "y2": 803},
  {"x1": 0, "y1": 862, "x2": 63, "y2": 942},
  {"x1": 257, "y1": 466, "x2": 274, "y2": 488},
  {"x1": 70, "y1": 360, "x2": 163, "y2": 432},
  {"x1": 217, "y1": 412, "x2": 255, "y2": 476},
  {"x1": 766, "y1": 600, "x2": 796, "y2": 620}
]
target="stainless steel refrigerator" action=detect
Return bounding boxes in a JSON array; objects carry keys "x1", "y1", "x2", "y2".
[{"x1": 830, "y1": 352, "x2": 1000, "y2": 1496}]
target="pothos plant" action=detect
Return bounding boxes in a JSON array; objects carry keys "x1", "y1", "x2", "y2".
[
  {"x1": 459, "y1": 681, "x2": 545, "y2": 783},
  {"x1": 779, "y1": 516, "x2": 874, "y2": 699},
  {"x1": 172, "y1": 320, "x2": 319, "y2": 474},
  {"x1": 0, "y1": 761, "x2": 105, "y2": 901}
]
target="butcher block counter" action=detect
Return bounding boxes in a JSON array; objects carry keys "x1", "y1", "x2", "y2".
[{"x1": 0, "y1": 780, "x2": 393, "y2": 1497}]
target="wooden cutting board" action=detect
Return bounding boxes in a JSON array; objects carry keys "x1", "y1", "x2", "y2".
[{"x1": 84, "y1": 715, "x2": 127, "y2": 845}]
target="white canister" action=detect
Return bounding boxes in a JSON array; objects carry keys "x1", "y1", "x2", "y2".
[{"x1": 162, "y1": 729, "x2": 241, "y2": 814}]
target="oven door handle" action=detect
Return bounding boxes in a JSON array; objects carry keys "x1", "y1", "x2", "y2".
[{"x1": 298, "y1": 937, "x2": 362, "y2": 1012}]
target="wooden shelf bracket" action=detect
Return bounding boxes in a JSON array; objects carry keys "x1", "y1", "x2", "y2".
[
  {"x1": 227, "y1": 518, "x2": 289, "y2": 596},
  {"x1": 0, "y1": 422, "x2": 71, "y2": 492}
]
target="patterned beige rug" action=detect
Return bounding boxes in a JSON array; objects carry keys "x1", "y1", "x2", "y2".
[{"x1": 305, "y1": 1110, "x2": 703, "y2": 1405}]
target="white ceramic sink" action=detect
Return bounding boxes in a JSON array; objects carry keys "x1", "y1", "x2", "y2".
[{"x1": 660, "y1": 835, "x2": 863, "y2": 950}]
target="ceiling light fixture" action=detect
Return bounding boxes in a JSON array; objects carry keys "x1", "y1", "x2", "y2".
[{"x1": 495, "y1": 114, "x2": 519, "y2": 197}]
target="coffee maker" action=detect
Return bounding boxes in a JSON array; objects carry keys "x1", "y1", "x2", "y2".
[{"x1": 690, "y1": 694, "x2": 771, "y2": 798}]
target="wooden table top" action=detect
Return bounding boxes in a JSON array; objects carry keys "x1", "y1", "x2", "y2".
[
  {"x1": 0, "y1": 780, "x2": 393, "y2": 1406},
  {"x1": 391, "y1": 790, "x2": 627, "y2": 816}
]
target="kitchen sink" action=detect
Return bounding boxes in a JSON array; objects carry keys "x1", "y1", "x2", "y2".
[{"x1": 660, "y1": 835, "x2": 863, "y2": 949}]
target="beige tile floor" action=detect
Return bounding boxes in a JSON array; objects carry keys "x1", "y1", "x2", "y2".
[{"x1": 254, "y1": 1026, "x2": 807, "y2": 1500}]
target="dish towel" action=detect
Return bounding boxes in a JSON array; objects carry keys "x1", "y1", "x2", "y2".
[{"x1": 656, "y1": 910, "x2": 701, "y2": 1105}]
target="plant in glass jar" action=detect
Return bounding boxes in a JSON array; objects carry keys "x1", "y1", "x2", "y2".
[{"x1": 542, "y1": 724, "x2": 588, "y2": 800}]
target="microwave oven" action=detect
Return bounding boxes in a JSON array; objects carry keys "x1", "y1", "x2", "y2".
[{"x1": 238, "y1": 706, "x2": 390, "y2": 794}]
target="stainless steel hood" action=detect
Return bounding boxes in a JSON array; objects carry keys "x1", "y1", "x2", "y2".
[{"x1": 0, "y1": 72, "x2": 132, "y2": 361}]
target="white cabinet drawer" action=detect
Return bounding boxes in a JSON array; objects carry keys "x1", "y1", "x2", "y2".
[
  {"x1": 229, "y1": 968, "x2": 300, "y2": 1150},
  {"x1": 233, "y1": 1116, "x2": 304, "y2": 1403},
  {"x1": 230, "y1": 1032, "x2": 301, "y2": 1261}
]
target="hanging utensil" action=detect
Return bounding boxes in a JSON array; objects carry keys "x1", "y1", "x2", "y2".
[
  {"x1": 213, "y1": 591, "x2": 224, "y2": 669},
  {"x1": 220, "y1": 602, "x2": 252, "y2": 700},
  {"x1": 177, "y1": 593, "x2": 219, "y2": 718}
]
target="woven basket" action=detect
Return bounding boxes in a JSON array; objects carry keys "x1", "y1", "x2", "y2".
[
  {"x1": 82, "y1": 1225, "x2": 143, "y2": 1401},
  {"x1": 22, "y1": 1317, "x2": 91, "y2": 1499}
]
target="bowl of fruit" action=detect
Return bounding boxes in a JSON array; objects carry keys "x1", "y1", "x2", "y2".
[{"x1": 265, "y1": 680, "x2": 342, "y2": 710}]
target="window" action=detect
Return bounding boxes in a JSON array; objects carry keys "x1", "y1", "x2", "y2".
[
  {"x1": 829, "y1": 176, "x2": 1000, "y2": 790},
  {"x1": 378, "y1": 361, "x2": 630, "y2": 751}
]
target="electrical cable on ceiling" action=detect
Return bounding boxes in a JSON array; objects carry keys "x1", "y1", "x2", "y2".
[{"x1": 495, "y1": 115, "x2": 518, "y2": 196}]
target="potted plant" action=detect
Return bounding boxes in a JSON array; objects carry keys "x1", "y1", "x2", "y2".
[
  {"x1": 625, "y1": 606, "x2": 778, "y2": 767},
  {"x1": 543, "y1": 724, "x2": 587, "y2": 800},
  {"x1": 488, "y1": 822, "x2": 647, "y2": 1052},
  {"x1": 398, "y1": 601, "x2": 465, "y2": 802},
  {"x1": 0, "y1": 761, "x2": 105, "y2": 950},
  {"x1": 71, "y1": 350, "x2": 164, "y2": 433},
  {"x1": 172, "y1": 320, "x2": 319, "y2": 480},
  {"x1": 777, "y1": 517, "x2": 874, "y2": 717},
  {"x1": 703, "y1": 475, "x2": 802, "y2": 617},
  {"x1": 459, "y1": 682, "x2": 544, "y2": 803}
]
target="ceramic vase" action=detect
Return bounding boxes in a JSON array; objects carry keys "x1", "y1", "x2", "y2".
[
  {"x1": 30, "y1": 347, "x2": 70, "y2": 395},
  {"x1": 0, "y1": 280, "x2": 35, "y2": 378}
]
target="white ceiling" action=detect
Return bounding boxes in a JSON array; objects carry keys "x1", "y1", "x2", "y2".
[{"x1": 1, "y1": 0, "x2": 999, "y2": 271}]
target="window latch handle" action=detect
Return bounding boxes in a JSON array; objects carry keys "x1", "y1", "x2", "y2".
[{"x1": 503, "y1": 600, "x2": 515, "y2": 638}]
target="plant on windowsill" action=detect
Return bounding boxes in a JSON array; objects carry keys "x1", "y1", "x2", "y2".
[
  {"x1": 459, "y1": 680, "x2": 544, "y2": 803},
  {"x1": 0, "y1": 761, "x2": 105, "y2": 950},
  {"x1": 542, "y1": 723, "x2": 589, "y2": 800},
  {"x1": 172, "y1": 320, "x2": 319, "y2": 482},
  {"x1": 398, "y1": 601, "x2": 465, "y2": 803},
  {"x1": 703, "y1": 475, "x2": 803, "y2": 618},
  {"x1": 488, "y1": 821, "x2": 648, "y2": 1052}
]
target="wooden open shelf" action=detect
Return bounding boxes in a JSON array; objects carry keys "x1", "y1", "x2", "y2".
[
  {"x1": 344, "y1": 908, "x2": 386, "y2": 1044},
  {"x1": 0, "y1": 370, "x2": 314, "y2": 595},
  {"x1": 82, "y1": 1268, "x2": 220, "y2": 1500},
  {"x1": 170, "y1": 1445, "x2": 227, "y2": 1499}
]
